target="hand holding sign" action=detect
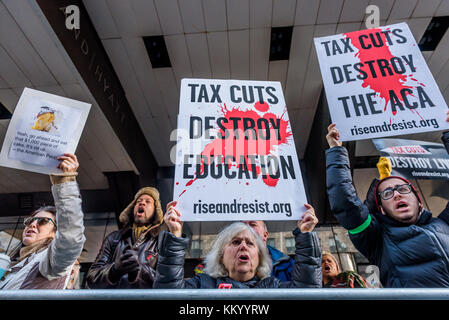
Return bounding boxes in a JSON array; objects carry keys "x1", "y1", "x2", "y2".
[
  {"x1": 377, "y1": 157, "x2": 392, "y2": 180},
  {"x1": 298, "y1": 204, "x2": 318, "y2": 233},
  {"x1": 56, "y1": 153, "x2": 79, "y2": 173},
  {"x1": 165, "y1": 201, "x2": 183, "y2": 238},
  {"x1": 326, "y1": 124, "x2": 343, "y2": 149}
]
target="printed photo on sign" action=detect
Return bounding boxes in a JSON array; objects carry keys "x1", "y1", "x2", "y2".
[
  {"x1": 314, "y1": 22, "x2": 449, "y2": 141},
  {"x1": 0, "y1": 88, "x2": 91, "y2": 175},
  {"x1": 8, "y1": 97, "x2": 82, "y2": 167},
  {"x1": 174, "y1": 79, "x2": 308, "y2": 222},
  {"x1": 373, "y1": 138, "x2": 449, "y2": 180}
]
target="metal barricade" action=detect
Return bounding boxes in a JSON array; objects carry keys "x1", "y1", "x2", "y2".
[{"x1": 0, "y1": 288, "x2": 448, "y2": 300}]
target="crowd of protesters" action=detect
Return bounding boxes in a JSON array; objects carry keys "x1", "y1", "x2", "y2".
[{"x1": 0, "y1": 111, "x2": 448, "y2": 290}]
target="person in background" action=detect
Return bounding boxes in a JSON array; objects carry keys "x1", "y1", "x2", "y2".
[
  {"x1": 86, "y1": 187, "x2": 164, "y2": 289},
  {"x1": 325, "y1": 112, "x2": 449, "y2": 287},
  {"x1": 154, "y1": 202, "x2": 322, "y2": 289},
  {"x1": 0, "y1": 153, "x2": 85, "y2": 290},
  {"x1": 321, "y1": 252, "x2": 369, "y2": 288},
  {"x1": 243, "y1": 220, "x2": 294, "y2": 282}
]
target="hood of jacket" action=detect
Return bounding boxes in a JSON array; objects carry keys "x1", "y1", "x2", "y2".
[{"x1": 119, "y1": 187, "x2": 164, "y2": 237}]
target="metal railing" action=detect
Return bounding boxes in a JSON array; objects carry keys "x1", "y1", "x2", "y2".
[{"x1": 0, "y1": 288, "x2": 449, "y2": 300}]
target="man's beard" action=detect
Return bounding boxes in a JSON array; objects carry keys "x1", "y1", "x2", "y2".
[{"x1": 134, "y1": 214, "x2": 153, "y2": 226}]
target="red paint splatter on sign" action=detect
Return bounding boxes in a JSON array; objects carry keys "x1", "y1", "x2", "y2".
[
  {"x1": 179, "y1": 102, "x2": 292, "y2": 196},
  {"x1": 254, "y1": 101, "x2": 269, "y2": 112},
  {"x1": 344, "y1": 29, "x2": 414, "y2": 114}
]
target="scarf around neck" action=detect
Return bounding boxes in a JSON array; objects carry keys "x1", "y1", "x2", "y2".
[{"x1": 12, "y1": 237, "x2": 53, "y2": 267}]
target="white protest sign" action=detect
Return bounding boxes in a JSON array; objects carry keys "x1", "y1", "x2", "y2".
[
  {"x1": 372, "y1": 138, "x2": 449, "y2": 180},
  {"x1": 0, "y1": 88, "x2": 91, "y2": 174},
  {"x1": 173, "y1": 79, "x2": 308, "y2": 221},
  {"x1": 314, "y1": 22, "x2": 449, "y2": 141}
]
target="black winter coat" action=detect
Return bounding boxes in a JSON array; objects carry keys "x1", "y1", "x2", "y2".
[
  {"x1": 326, "y1": 146, "x2": 449, "y2": 288},
  {"x1": 86, "y1": 227, "x2": 159, "y2": 289},
  {"x1": 439, "y1": 131, "x2": 449, "y2": 223},
  {"x1": 154, "y1": 229, "x2": 322, "y2": 289}
]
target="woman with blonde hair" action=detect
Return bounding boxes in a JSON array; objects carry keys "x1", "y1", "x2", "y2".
[
  {"x1": 322, "y1": 252, "x2": 369, "y2": 288},
  {"x1": 154, "y1": 202, "x2": 322, "y2": 289}
]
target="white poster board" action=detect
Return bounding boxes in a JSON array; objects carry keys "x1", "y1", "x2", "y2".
[
  {"x1": 173, "y1": 78, "x2": 308, "y2": 221},
  {"x1": 0, "y1": 88, "x2": 91, "y2": 174},
  {"x1": 314, "y1": 22, "x2": 449, "y2": 141}
]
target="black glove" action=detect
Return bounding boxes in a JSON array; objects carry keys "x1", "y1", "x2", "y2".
[
  {"x1": 108, "y1": 247, "x2": 141, "y2": 284},
  {"x1": 125, "y1": 249, "x2": 141, "y2": 283}
]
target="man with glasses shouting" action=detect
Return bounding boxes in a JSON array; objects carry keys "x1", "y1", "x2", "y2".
[
  {"x1": 0, "y1": 153, "x2": 85, "y2": 289},
  {"x1": 325, "y1": 113, "x2": 449, "y2": 288}
]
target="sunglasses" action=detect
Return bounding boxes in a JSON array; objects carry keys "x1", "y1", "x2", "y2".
[
  {"x1": 378, "y1": 183, "x2": 412, "y2": 201},
  {"x1": 23, "y1": 216, "x2": 57, "y2": 228}
]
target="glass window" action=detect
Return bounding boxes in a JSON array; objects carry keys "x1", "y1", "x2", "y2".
[
  {"x1": 190, "y1": 239, "x2": 202, "y2": 258},
  {"x1": 285, "y1": 237, "x2": 295, "y2": 255},
  {"x1": 267, "y1": 238, "x2": 276, "y2": 248},
  {"x1": 335, "y1": 234, "x2": 348, "y2": 252},
  {"x1": 328, "y1": 236, "x2": 337, "y2": 253}
]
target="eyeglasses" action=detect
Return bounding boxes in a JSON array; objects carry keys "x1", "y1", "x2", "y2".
[
  {"x1": 378, "y1": 183, "x2": 412, "y2": 200},
  {"x1": 23, "y1": 217, "x2": 56, "y2": 228}
]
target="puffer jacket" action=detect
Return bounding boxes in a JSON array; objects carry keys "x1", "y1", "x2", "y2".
[
  {"x1": 86, "y1": 227, "x2": 159, "y2": 289},
  {"x1": 0, "y1": 181, "x2": 85, "y2": 290},
  {"x1": 154, "y1": 229, "x2": 322, "y2": 289},
  {"x1": 326, "y1": 146, "x2": 449, "y2": 287},
  {"x1": 438, "y1": 131, "x2": 449, "y2": 223},
  {"x1": 267, "y1": 245, "x2": 294, "y2": 282}
]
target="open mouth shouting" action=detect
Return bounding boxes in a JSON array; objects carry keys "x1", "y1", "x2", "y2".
[
  {"x1": 395, "y1": 201, "x2": 409, "y2": 212},
  {"x1": 238, "y1": 254, "x2": 250, "y2": 263},
  {"x1": 136, "y1": 207, "x2": 145, "y2": 216}
]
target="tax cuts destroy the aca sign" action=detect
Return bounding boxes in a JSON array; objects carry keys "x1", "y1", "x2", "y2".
[
  {"x1": 314, "y1": 22, "x2": 449, "y2": 141},
  {"x1": 173, "y1": 79, "x2": 308, "y2": 222}
]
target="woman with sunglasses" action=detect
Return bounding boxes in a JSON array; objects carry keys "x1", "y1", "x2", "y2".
[{"x1": 1, "y1": 153, "x2": 85, "y2": 290}]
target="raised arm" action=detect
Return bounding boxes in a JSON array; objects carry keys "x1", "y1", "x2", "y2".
[
  {"x1": 325, "y1": 125, "x2": 382, "y2": 264},
  {"x1": 285, "y1": 204, "x2": 322, "y2": 288},
  {"x1": 438, "y1": 111, "x2": 449, "y2": 224},
  {"x1": 40, "y1": 153, "x2": 85, "y2": 280},
  {"x1": 153, "y1": 201, "x2": 196, "y2": 289}
]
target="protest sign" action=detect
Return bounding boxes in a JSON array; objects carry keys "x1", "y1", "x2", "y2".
[
  {"x1": 173, "y1": 79, "x2": 308, "y2": 221},
  {"x1": 314, "y1": 22, "x2": 449, "y2": 141},
  {"x1": 373, "y1": 138, "x2": 449, "y2": 180},
  {"x1": 0, "y1": 88, "x2": 91, "y2": 174}
]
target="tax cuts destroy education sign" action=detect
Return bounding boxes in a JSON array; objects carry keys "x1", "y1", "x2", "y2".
[
  {"x1": 0, "y1": 88, "x2": 91, "y2": 174},
  {"x1": 373, "y1": 138, "x2": 449, "y2": 180},
  {"x1": 314, "y1": 22, "x2": 449, "y2": 141},
  {"x1": 173, "y1": 79, "x2": 308, "y2": 221}
]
